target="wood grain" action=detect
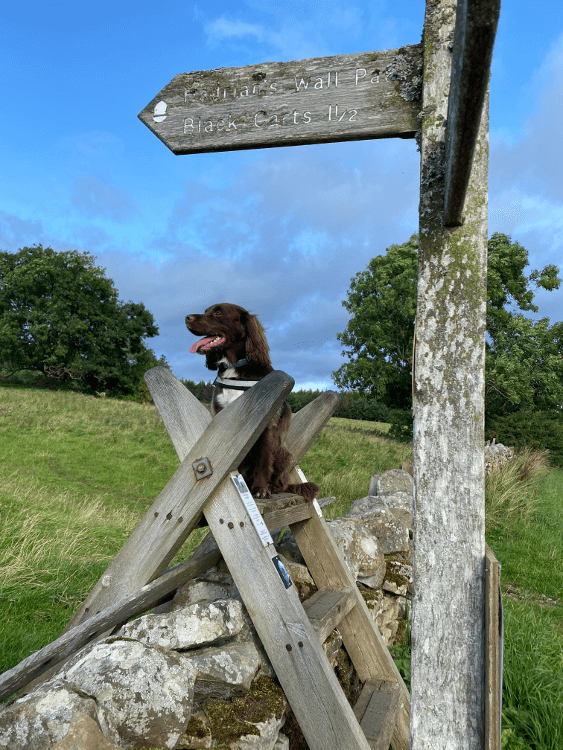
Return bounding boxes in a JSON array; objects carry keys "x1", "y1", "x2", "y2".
[
  {"x1": 353, "y1": 680, "x2": 402, "y2": 750},
  {"x1": 138, "y1": 46, "x2": 422, "y2": 155},
  {"x1": 302, "y1": 587, "x2": 356, "y2": 644},
  {"x1": 443, "y1": 0, "x2": 501, "y2": 226},
  {"x1": 485, "y1": 543, "x2": 503, "y2": 750}
]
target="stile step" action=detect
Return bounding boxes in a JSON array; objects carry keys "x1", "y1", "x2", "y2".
[
  {"x1": 302, "y1": 587, "x2": 357, "y2": 643},
  {"x1": 353, "y1": 679, "x2": 402, "y2": 750}
]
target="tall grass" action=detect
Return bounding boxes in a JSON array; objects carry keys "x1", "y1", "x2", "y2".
[{"x1": 485, "y1": 447, "x2": 550, "y2": 533}]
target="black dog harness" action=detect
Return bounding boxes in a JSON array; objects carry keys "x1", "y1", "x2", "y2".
[{"x1": 213, "y1": 358, "x2": 289, "y2": 418}]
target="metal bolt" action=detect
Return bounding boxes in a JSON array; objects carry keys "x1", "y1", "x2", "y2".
[
  {"x1": 286, "y1": 644, "x2": 292, "y2": 652},
  {"x1": 197, "y1": 463, "x2": 206, "y2": 473},
  {"x1": 228, "y1": 522, "x2": 234, "y2": 529}
]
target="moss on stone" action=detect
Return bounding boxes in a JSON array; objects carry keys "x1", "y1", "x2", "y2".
[{"x1": 203, "y1": 675, "x2": 286, "y2": 747}]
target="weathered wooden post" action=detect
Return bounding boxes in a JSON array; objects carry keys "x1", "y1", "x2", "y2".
[{"x1": 412, "y1": 0, "x2": 500, "y2": 748}]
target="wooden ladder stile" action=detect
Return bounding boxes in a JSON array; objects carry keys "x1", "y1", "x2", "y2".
[
  {"x1": 146, "y1": 367, "x2": 411, "y2": 750},
  {"x1": 9, "y1": 367, "x2": 411, "y2": 750}
]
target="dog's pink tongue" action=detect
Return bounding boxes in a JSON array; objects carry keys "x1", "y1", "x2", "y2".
[{"x1": 190, "y1": 337, "x2": 216, "y2": 354}]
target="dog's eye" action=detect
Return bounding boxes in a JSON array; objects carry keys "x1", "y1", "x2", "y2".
[{"x1": 214, "y1": 311, "x2": 222, "y2": 316}]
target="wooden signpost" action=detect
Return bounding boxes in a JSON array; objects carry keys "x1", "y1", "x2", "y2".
[
  {"x1": 138, "y1": 46, "x2": 422, "y2": 154},
  {"x1": 139, "y1": 3, "x2": 502, "y2": 748}
]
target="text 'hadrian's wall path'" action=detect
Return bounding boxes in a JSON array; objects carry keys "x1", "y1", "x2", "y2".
[{"x1": 138, "y1": 45, "x2": 422, "y2": 155}]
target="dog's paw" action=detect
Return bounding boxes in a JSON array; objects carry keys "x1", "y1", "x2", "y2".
[{"x1": 253, "y1": 487, "x2": 271, "y2": 500}]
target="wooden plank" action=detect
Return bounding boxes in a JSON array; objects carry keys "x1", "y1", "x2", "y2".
[
  {"x1": 261, "y1": 495, "x2": 314, "y2": 531},
  {"x1": 21, "y1": 368, "x2": 294, "y2": 693},
  {"x1": 203, "y1": 481, "x2": 371, "y2": 750},
  {"x1": 290, "y1": 509, "x2": 410, "y2": 750},
  {"x1": 145, "y1": 365, "x2": 213, "y2": 462},
  {"x1": 353, "y1": 680, "x2": 402, "y2": 750},
  {"x1": 485, "y1": 543, "x2": 503, "y2": 750},
  {"x1": 138, "y1": 45, "x2": 422, "y2": 155},
  {"x1": 302, "y1": 587, "x2": 356, "y2": 644},
  {"x1": 411, "y1": 0, "x2": 490, "y2": 746},
  {"x1": 285, "y1": 391, "x2": 341, "y2": 464},
  {"x1": 443, "y1": 0, "x2": 500, "y2": 226},
  {"x1": 0, "y1": 541, "x2": 221, "y2": 702}
]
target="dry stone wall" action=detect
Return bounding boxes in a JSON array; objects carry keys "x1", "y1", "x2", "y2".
[{"x1": 1, "y1": 445, "x2": 513, "y2": 749}]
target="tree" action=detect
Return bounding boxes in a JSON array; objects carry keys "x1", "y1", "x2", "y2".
[
  {"x1": 333, "y1": 235, "x2": 418, "y2": 407},
  {"x1": 0, "y1": 244, "x2": 160, "y2": 397},
  {"x1": 485, "y1": 233, "x2": 562, "y2": 414},
  {"x1": 333, "y1": 233, "x2": 563, "y2": 415}
]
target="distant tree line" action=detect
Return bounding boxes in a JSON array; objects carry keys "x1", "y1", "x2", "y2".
[
  {"x1": 1, "y1": 240, "x2": 561, "y2": 464},
  {"x1": 332, "y1": 232, "x2": 563, "y2": 463}
]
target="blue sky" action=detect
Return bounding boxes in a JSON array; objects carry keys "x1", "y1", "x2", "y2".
[{"x1": 1, "y1": 0, "x2": 562, "y2": 390}]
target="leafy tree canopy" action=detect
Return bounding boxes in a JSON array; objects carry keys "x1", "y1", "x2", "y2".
[
  {"x1": 333, "y1": 233, "x2": 563, "y2": 415},
  {"x1": 0, "y1": 244, "x2": 160, "y2": 397}
]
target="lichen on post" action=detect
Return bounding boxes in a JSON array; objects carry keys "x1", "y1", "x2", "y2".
[{"x1": 411, "y1": 0, "x2": 489, "y2": 747}]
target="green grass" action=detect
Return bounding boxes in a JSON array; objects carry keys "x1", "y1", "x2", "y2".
[
  {"x1": 486, "y1": 467, "x2": 563, "y2": 749},
  {"x1": 1, "y1": 382, "x2": 562, "y2": 750}
]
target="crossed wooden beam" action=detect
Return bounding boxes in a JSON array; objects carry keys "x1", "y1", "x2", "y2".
[{"x1": 1, "y1": 368, "x2": 336, "y2": 699}]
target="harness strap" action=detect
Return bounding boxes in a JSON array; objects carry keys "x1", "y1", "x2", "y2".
[
  {"x1": 212, "y1": 373, "x2": 289, "y2": 417},
  {"x1": 213, "y1": 374, "x2": 262, "y2": 391}
]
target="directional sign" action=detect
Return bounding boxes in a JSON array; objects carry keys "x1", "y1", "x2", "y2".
[{"x1": 138, "y1": 45, "x2": 422, "y2": 155}]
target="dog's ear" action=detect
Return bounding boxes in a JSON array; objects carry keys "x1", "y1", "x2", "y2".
[{"x1": 243, "y1": 312, "x2": 271, "y2": 367}]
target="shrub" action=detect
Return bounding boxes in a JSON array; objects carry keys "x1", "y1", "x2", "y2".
[
  {"x1": 486, "y1": 410, "x2": 563, "y2": 467},
  {"x1": 182, "y1": 379, "x2": 214, "y2": 405},
  {"x1": 334, "y1": 392, "x2": 391, "y2": 423},
  {"x1": 389, "y1": 409, "x2": 413, "y2": 442},
  {"x1": 287, "y1": 389, "x2": 324, "y2": 413}
]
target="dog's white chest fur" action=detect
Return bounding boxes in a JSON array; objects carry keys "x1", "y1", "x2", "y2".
[{"x1": 212, "y1": 358, "x2": 245, "y2": 416}]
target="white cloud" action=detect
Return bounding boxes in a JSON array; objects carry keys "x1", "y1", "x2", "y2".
[
  {"x1": 70, "y1": 176, "x2": 139, "y2": 223},
  {"x1": 205, "y1": 17, "x2": 266, "y2": 43}
]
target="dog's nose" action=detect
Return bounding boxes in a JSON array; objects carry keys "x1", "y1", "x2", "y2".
[{"x1": 186, "y1": 314, "x2": 195, "y2": 322}]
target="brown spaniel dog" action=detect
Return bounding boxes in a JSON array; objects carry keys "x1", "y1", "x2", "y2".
[{"x1": 186, "y1": 303, "x2": 319, "y2": 501}]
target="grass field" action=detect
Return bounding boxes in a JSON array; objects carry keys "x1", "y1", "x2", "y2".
[{"x1": 0, "y1": 382, "x2": 561, "y2": 749}]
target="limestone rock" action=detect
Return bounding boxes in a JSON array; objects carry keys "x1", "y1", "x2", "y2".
[
  {"x1": 119, "y1": 598, "x2": 246, "y2": 649},
  {"x1": 326, "y1": 518, "x2": 385, "y2": 588},
  {"x1": 273, "y1": 732, "x2": 290, "y2": 750},
  {"x1": 52, "y1": 712, "x2": 121, "y2": 749},
  {"x1": 370, "y1": 468, "x2": 413, "y2": 497},
  {"x1": 0, "y1": 680, "x2": 99, "y2": 750},
  {"x1": 171, "y1": 579, "x2": 232, "y2": 610},
  {"x1": 186, "y1": 641, "x2": 265, "y2": 700},
  {"x1": 346, "y1": 496, "x2": 411, "y2": 554},
  {"x1": 362, "y1": 589, "x2": 401, "y2": 647},
  {"x1": 484, "y1": 440, "x2": 515, "y2": 475},
  {"x1": 384, "y1": 559, "x2": 412, "y2": 596},
  {"x1": 180, "y1": 676, "x2": 286, "y2": 750},
  {"x1": 58, "y1": 638, "x2": 197, "y2": 749}
]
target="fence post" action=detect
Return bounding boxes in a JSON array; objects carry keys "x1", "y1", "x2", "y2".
[{"x1": 411, "y1": 0, "x2": 490, "y2": 746}]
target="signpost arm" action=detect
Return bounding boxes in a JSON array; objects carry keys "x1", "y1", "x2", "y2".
[
  {"x1": 443, "y1": 0, "x2": 500, "y2": 226},
  {"x1": 411, "y1": 0, "x2": 490, "y2": 747}
]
